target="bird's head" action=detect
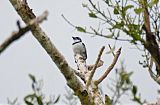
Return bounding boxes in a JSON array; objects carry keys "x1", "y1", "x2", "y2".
[{"x1": 72, "y1": 36, "x2": 82, "y2": 43}]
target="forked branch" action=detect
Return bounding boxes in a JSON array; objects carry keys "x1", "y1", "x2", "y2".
[
  {"x1": 86, "y1": 46, "x2": 105, "y2": 87},
  {"x1": 0, "y1": 11, "x2": 48, "y2": 54},
  {"x1": 95, "y1": 47, "x2": 121, "y2": 85}
]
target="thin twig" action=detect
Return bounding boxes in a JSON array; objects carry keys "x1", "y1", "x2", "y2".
[
  {"x1": 86, "y1": 46, "x2": 105, "y2": 87},
  {"x1": 95, "y1": 47, "x2": 121, "y2": 85},
  {"x1": 88, "y1": 60, "x2": 104, "y2": 71},
  {"x1": 88, "y1": 0, "x2": 107, "y2": 19},
  {"x1": 61, "y1": 12, "x2": 132, "y2": 42},
  {"x1": 148, "y1": 68, "x2": 160, "y2": 85},
  {"x1": 148, "y1": 58, "x2": 160, "y2": 85},
  {"x1": 61, "y1": 14, "x2": 75, "y2": 27},
  {"x1": 108, "y1": 44, "x2": 115, "y2": 57},
  {"x1": 0, "y1": 26, "x2": 30, "y2": 54},
  {"x1": 0, "y1": 11, "x2": 48, "y2": 55}
]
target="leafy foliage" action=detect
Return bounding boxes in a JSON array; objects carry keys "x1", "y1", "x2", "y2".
[
  {"x1": 7, "y1": 74, "x2": 60, "y2": 105},
  {"x1": 24, "y1": 74, "x2": 60, "y2": 105},
  {"x1": 108, "y1": 63, "x2": 146, "y2": 105},
  {"x1": 79, "y1": 0, "x2": 146, "y2": 43}
]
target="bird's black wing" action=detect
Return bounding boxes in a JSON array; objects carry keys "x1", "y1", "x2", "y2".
[{"x1": 82, "y1": 42, "x2": 87, "y2": 60}]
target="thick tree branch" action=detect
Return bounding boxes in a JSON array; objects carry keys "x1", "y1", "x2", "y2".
[
  {"x1": 9, "y1": 0, "x2": 93, "y2": 104},
  {"x1": 86, "y1": 46, "x2": 105, "y2": 87},
  {"x1": 74, "y1": 49, "x2": 105, "y2": 105},
  {"x1": 95, "y1": 47, "x2": 121, "y2": 85},
  {"x1": 73, "y1": 69, "x2": 85, "y2": 82},
  {"x1": 141, "y1": 0, "x2": 151, "y2": 32},
  {"x1": 140, "y1": 0, "x2": 160, "y2": 76},
  {"x1": 0, "y1": 11, "x2": 48, "y2": 55}
]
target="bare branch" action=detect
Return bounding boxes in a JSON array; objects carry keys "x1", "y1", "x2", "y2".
[
  {"x1": 0, "y1": 11, "x2": 48, "y2": 55},
  {"x1": 86, "y1": 46, "x2": 105, "y2": 87},
  {"x1": 148, "y1": 58, "x2": 160, "y2": 85},
  {"x1": 88, "y1": 60, "x2": 104, "y2": 71},
  {"x1": 95, "y1": 47, "x2": 121, "y2": 85},
  {"x1": 148, "y1": 68, "x2": 160, "y2": 85},
  {"x1": 0, "y1": 25, "x2": 30, "y2": 54},
  {"x1": 108, "y1": 44, "x2": 115, "y2": 57},
  {"x1": 61, "y1": 14, "x2": 75, "y2": 27}
]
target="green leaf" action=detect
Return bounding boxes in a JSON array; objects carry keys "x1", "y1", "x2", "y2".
[
  {"x1": 132, "y1": 96, "x2": 142, "y2": 104},
  {"x1": 105, "y1": 95, "x2": 112, "y2": 105},
  {"x1": 36, "y1": 96, "x2": 43, "y2": 105},
  {"x1": 54, "y1": 95, "x2": 60, "y2": 104},
  {"x1": 123, "y1": 5, "x2": 134, "y2": 11},
  {"x1": 152, "y1": 0, "x2": 158, "y2": 4},
  {"x1": 29, "y1": 74, "x2": 36, "y2": 83},
  {"x1": 148, "y1": 0, "x2": 158, "y2": 7},
  {"x1": 134, "y1": 8, "x2": 143, "y2": 14},
  {"x1": 76, "y1": 26, "x2": 86, "y2": 32},
  {"x1": 132, "y1": 85, "x2": 137, "y2": 96},
  {"x1": 121, "y1": 5, "x2": 134, "y2": 18},
  {"x1": 121, "y1": 10, "x2": 126, "y2": 19},
  {"x1": 82, "y1": 3, "x2": 88, "y2": 7},
  {"x1": 105, "y1": 0, "x2": 110, "y2": 5},
  {"x1": 24, "y1": 94, "x2": 35, "y2": 105},
  {"x1": 120, "y1": 71, "x2": 133, "y2": 85},
  {"x1": 114, "y1": 8, "x2": 119, "y2": 14},
  {"x1": 113, "y1": 22, "x2": 124, "y2": 29},
  {"x1": 104, "y1": 34, "x2": 114, "y2": 38},
  {"x1": 132, "y1": 33, "x2": 141, "y2": 41},
  {"x1": 88, "y1": 12, "x2": 97, "y2": 18},
  {"x1": 25, "y1": 100, "x2": 34, "y2": 105}
]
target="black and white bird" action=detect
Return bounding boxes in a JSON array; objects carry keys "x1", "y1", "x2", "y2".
[{"x1": 72, "y1": 36, "x2": 87, "y2": 61}]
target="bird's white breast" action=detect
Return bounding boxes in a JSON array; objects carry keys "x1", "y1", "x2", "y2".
[{"x1": 72, "y1": 42, "x2": 84, "y2": 54}]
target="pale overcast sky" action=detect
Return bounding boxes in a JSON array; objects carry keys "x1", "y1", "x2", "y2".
[{"x1": 0, "y1": 0, "x2": 159, "y2": 104}]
